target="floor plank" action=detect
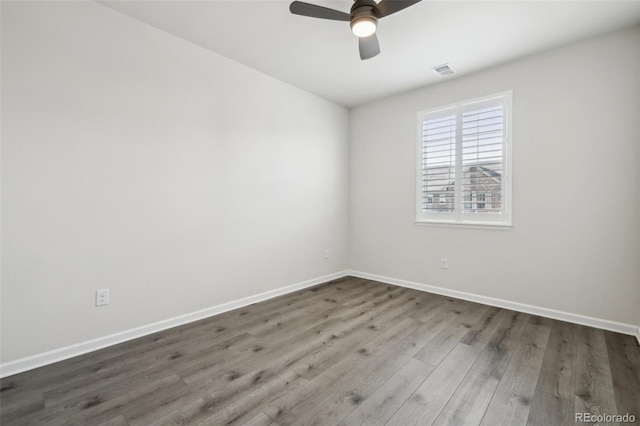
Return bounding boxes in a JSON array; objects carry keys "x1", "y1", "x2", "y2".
[
  {"x1": 413, "y1": 301, "x2": 490, "y2": 365},
  {"x1": 573, "y1": 326, "x2": 618, "y2": 420},
  {"x1": 480, "y1": 320, "x2": 550, "y2": 426},
  {"x1": 386, "y1": 343, "x2": 480, "y2": 426},
  {"x1": 431, "y1": 334, "x2": 513, "y2": 425},
  {"x1": 527, "y1": 320, "x2": 577, "y2": 426},
  {"x1": 604, "y1": 331, "x2": 640, "y2": 419},
  {"x1": 271, "y1": 318, "x2": 422, "y2": 426},
  {"x1": 338, "y1": 357, "x2": 435, "y2": 425}
]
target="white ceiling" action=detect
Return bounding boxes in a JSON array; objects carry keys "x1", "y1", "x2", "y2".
[{"x1": 100, "y1": 0, "x2": 640, "y2": 108}]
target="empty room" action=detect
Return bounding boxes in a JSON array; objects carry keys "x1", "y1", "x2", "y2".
[{"x1": 1, "y1": 0, "x2": 639, "y2": 425}]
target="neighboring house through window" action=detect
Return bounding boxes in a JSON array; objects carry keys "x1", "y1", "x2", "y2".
[{"x1": 416, "y1": 92, "x2": 512, "y2": 226}]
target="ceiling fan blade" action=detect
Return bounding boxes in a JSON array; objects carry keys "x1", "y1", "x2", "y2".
[
  {"x1": 289, "y1": 1, "x2": 350, "y2": 21},
  {"x1": 376, "y1": 0, "x2": 422, "y2": 18},
  {"x1": 359, "y1": 34, "x2": 380, "y2": 60}
]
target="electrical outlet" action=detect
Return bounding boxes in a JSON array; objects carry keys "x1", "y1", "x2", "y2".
[
  {"x1": 323, "y1": 249, "x2": 330, "y2": 259},
  {"x1": 96, "y1": 289, "x2": 110, "y2": 306},
  {"x1": 440, "y1": 258, "x2": 448, "y2": 269}
]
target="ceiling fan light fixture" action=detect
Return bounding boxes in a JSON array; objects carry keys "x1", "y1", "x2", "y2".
[{"x1": 351, "y1": 16, "x2": 377, "y2": 37}]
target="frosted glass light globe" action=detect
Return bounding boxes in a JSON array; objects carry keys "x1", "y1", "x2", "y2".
[{"x1": 351, "y1": 18, "x2": 376, "y2": 37}]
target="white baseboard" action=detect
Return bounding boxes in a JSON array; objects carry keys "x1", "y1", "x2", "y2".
[
  {"x1": 0, "y1": 270, "x2": 349, "y2": 378},
  {"x1": 348, "y1": 270, "x2": 639, "y2": 338}
]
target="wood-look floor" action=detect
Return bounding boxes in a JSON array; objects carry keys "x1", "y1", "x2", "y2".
[{"x1": 1, "y1": 277, "x2": 639, "y2": 425}]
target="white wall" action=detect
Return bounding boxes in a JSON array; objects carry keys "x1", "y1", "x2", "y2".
[
  {"x1": 1, "y1": 2, "x2": 349, "y2": 363},
  {"x1": 350, "y1": 26, "x2": 640, "y2": 326}
]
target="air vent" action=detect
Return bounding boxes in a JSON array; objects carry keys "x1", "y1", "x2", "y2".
[{"x1": 433, "y1": 63, "x2": 454, "y2": 76}]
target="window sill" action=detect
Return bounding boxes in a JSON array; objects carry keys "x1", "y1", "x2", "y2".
[{"x1": 414, "y1": 220, "x2": 512, "y2": 230}]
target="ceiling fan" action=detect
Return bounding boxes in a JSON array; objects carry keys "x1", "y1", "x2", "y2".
[{"x1": 289, "y1": 0, "x2": 422, "y2": 60}]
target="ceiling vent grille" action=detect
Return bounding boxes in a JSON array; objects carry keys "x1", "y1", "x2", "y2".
[{"x1": 433, "y1": 63, "x2": 454, "y2": 76}]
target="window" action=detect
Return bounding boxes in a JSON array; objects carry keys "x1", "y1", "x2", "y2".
[{"x1": 416, "y1": 92, "x2": 512, "y2": 226}]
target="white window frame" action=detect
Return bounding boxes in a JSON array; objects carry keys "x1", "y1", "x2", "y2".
[{"x1": 415, "y1": 91, "x2": 512, "y2": 228}]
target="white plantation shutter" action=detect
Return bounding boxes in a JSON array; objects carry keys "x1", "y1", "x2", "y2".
[
  {"x1": 461, "y1": 100, "x2": 505, "y2": 216},
  {"x1": 421, "y1": 109, "x2": 456, "y2": 215},
  {"x1": 417, "y1": 92, "x2": 511, "y2": 226}
]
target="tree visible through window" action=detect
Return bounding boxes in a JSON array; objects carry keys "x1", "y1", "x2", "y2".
[{"x1": 416, "y1": 92, "x2": 512, "y2": 226}]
